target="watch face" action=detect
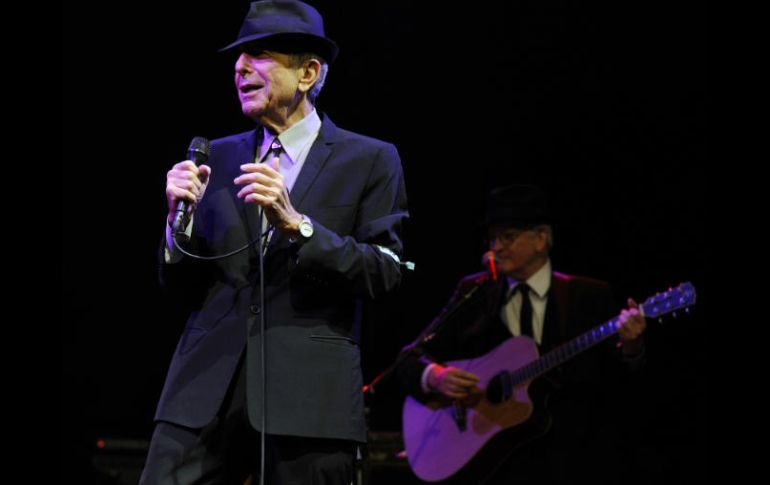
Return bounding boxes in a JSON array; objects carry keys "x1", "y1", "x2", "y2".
[{"x1": 299, "y1": 219, "x2": 313, "y2": 237}]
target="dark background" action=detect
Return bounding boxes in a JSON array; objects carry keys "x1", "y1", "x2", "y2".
[{"x1": 62, "y1": 1, "x2": 708, "y2": 482}]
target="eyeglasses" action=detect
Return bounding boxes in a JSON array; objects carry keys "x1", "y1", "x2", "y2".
[{"x1": 488, "y1": 228, "x2": 527, "y2": 246}]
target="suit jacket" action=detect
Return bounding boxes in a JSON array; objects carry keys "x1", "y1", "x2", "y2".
[{"x1": 155, "y1": 115, "x2": 408, "y2": 443}]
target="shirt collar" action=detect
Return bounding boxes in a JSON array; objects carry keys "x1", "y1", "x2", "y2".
[
  {"x1": 507, "y1": 259, "x2": 552, "y2": 298},
  {"x1": 260, "y1": 109, "x2": 322, "y2": 163}
]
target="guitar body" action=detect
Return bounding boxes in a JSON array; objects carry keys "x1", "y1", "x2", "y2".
[{"x1": 403, "y1": 336, "x2": 549, "y2": 483}]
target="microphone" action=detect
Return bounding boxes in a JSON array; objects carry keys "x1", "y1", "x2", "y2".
[
  {"x1": 481, "y1": 250, "x2": 498, "y2": 281},
  {"x1": 172, "y1": 137, "x2": 211, "y2": 234}
]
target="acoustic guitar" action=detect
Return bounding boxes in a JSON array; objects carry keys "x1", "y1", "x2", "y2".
[{"x1": 402, "y1": 282, "x2": 696, "y2": 482}]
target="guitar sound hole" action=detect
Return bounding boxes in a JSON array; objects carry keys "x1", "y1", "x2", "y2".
[{"x1": 486, "y1": 371, "x2": 512, "y2": 404}]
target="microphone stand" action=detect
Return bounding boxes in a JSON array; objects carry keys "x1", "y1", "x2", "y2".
[
  {"x1": 257, "y1": 207, "x2": 268, "y2": 485},
  {"x1": 363, "y1": 279, "x2": 489, "y2": 396},
  {"x1": 362, "y1": 276, "x2": 493, "y2": 456}
]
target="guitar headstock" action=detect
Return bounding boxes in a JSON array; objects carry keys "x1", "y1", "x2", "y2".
[{"x1": 640, "y1": 282, "x2": 697, "y2": 319}]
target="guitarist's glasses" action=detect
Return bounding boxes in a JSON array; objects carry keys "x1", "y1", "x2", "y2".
[{"x1": 488, "y1": 228, "x2": 529, "y2": 246}]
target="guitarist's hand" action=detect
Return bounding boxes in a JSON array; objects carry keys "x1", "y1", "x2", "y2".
[
  {"x1": 427, "y1": 365, "x2": 481, "y2": 400},
  {"x1": 618, "y1": 298, "x2": 646, "y2": 356}
]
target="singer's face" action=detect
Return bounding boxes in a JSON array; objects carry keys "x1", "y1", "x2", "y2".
[
  {"x1": 489, "y1": 225, "x2": 548, "y2": 280},
  {"x1": 235, "y1": 50, "x2": 303, "y2": 126}
]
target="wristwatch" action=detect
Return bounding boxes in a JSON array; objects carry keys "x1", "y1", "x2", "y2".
[{"x1": 294, "y1": 214, "x2": 314, "y2": 241}]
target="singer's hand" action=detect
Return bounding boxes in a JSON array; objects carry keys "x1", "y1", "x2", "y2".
[
  {"x1": 166, "y1": 161, "x2": 211, "y2": 224},
  {"x1": 234, "y1": 157, "x2": 302, "y2": 235},
  {"x1": 427, "y1": 365, "x2": 482, "y2": 400}
]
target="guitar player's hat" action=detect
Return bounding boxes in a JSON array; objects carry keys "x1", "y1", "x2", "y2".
[{"x1": 484, "y1": 184, "x2": 552, "y2": 228}]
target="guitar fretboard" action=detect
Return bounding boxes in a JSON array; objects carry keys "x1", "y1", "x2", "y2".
[
  {"x1": 509, "y1": 317, "x2": 621, "y2": 387},
  {"x1": 505, "y1": 282, "x2": 696, "y2": 387}
]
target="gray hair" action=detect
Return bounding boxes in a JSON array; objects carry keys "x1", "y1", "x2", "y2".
[{"x1": 291, "y1": 53, "x2": 329, "y2": 105}]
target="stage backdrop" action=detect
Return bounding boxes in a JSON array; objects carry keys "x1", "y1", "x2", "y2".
[{"x1": 62, "y1": 1, "x2": 708, "y2": 482}]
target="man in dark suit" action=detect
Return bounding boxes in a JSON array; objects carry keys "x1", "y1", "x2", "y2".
[
  {"x1": 140, "y1": 1, "x2": 408, "y2": 483},
  {"x1": 395, "y1": 184, "x2": 645, "y2": 485}
]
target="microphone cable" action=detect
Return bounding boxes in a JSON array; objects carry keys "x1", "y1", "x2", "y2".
[{"x1": 172, "y1": 227, "x2": 271, "y2": 261}]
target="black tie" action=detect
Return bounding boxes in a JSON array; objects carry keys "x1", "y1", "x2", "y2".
[
  {"x1": 269, "y1": 138, "x2": 283, "y2": 159},
  {"x1": 516, "y1": 283, "x2": 533, "y2": 339},
  {"x1": 261, "y1": 138, "x2": 284, "y2": 168},
  {"x1": 260, "y1": 138, "x2": 283, "y2": 248}
]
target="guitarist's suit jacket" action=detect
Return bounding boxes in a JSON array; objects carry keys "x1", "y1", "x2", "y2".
[
  {"x1": 155, "y1": 114, "x2": 408, "y2": 444},
  {"x1": 396, "y1": 269, "x2": 635, "y2": 483}
]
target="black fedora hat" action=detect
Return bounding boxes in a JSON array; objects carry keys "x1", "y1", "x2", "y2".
[
  {"x1": 220, "y1": 0, "x2": 339, "y2": 62},
  {"x1": 485, "y1": 184, "x2": 552, "y2": 227}
]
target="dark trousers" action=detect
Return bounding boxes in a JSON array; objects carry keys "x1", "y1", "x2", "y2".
[{"x1": 140, "y1": 357, "x2": 357, "y2": 485}]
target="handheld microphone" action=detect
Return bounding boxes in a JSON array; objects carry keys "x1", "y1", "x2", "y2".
[
  {"x1": 481, "y1": 250, "x2": 498, "y2": 281},
  {"x1": 172, "y1": 137, "x2": 211, "y2": 234}
]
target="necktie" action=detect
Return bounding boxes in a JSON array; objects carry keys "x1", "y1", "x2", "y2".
[
  {"x1": 264, "y1": 138, "x2": 283, "y2": 165},
  {"x1": 259, "y1": 138, "x2": 284, "y2": 247},
  {"x1": 515, "y1": 283, "x2": 533, "y2": 339}
]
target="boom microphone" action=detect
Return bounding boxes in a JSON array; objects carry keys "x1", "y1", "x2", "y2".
[{"x1": 171, "y1": 137, "x2": 210, "y2": 234}]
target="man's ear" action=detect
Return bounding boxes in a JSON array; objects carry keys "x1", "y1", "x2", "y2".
[{"x1": 297, "y1": 59, "x2": 321, "y2": 94}]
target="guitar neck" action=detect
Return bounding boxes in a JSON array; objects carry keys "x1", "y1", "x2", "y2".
[
  {"x1": 505, "y1": 283, "x2": 696, "y2": 387},
  {"x1": 508, "y1": 316, "x2": 622, "y2": 387}
]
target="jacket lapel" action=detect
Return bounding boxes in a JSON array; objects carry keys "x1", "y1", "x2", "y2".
[
  {"x1": 233, "y1": 129, "x2": 262, "y2": 248},
  {"x1": 474, "y1": 279, "x2": 514, "y2": 352},
  {"x1": 264, "y1": 115, "x2": 336, "y2": 254},
  {"x1": 542, "y1": 272, "x2": 570, "y2": 351},
  {"x1": 288, "y1": 115, "x2": 336, "y2": 212}
]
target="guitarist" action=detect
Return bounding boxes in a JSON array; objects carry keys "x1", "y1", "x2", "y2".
[{"x1": 395, "y1": 184, "x2": 647, "y2": 484}]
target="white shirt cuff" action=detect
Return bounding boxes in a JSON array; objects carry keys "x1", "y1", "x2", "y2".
[
  {"x1": 375, "y1": 244, "x2": 400, "y2": 264},
  {"x1": 420, "y1": 363, "x2": 439, "y2": 394}
]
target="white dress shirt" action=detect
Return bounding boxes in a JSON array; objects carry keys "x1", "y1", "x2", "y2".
[{"x1": 501, "y1": 260, "x2": 552, "y2": 345}]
